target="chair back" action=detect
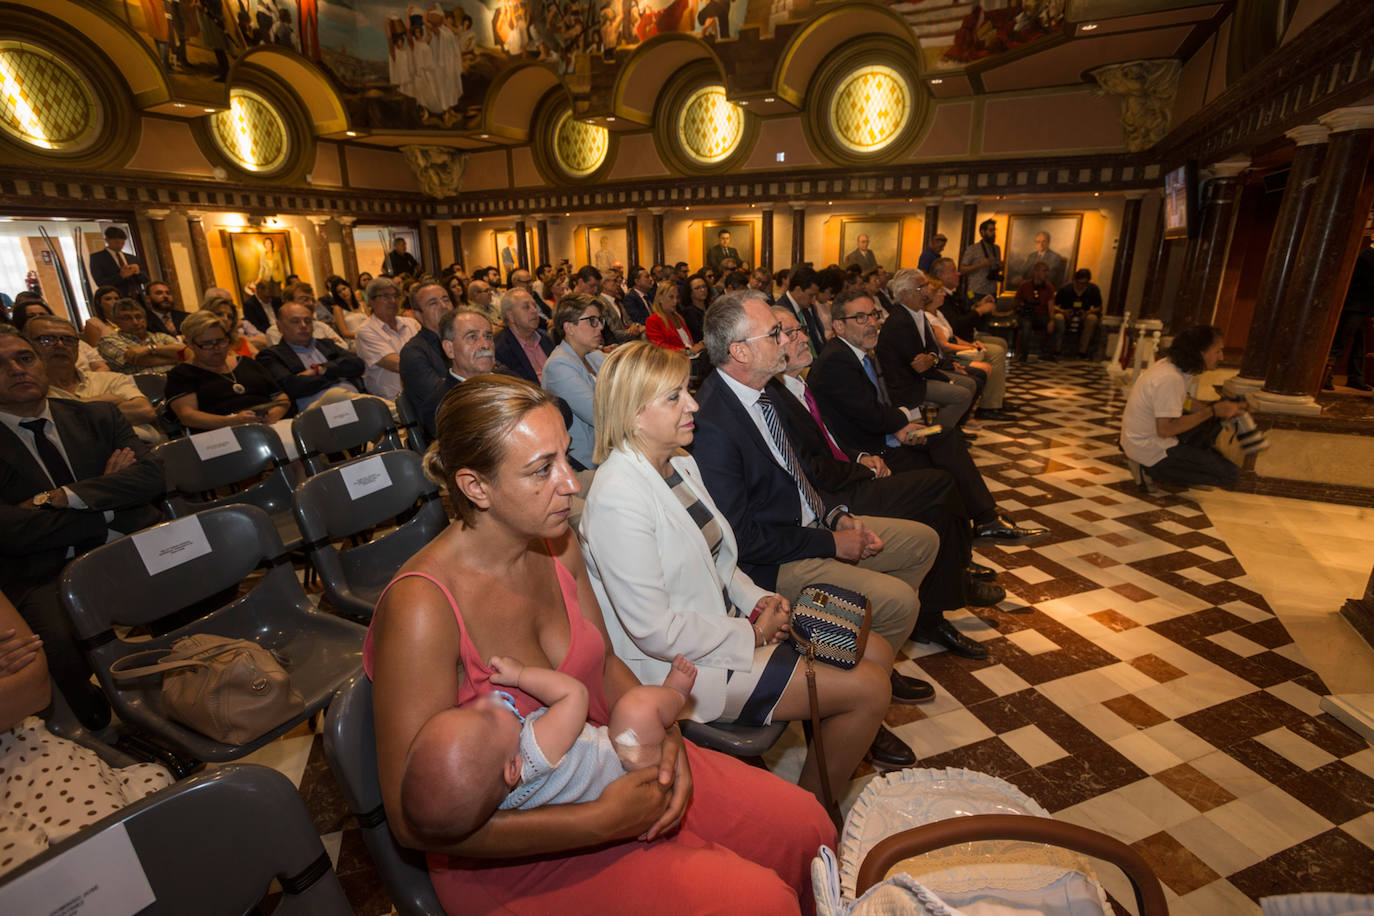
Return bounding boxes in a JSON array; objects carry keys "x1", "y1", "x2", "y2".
[
  {"x1": 133, "y1": 372, "x2": 167, "y2": 405},
  {"x1": 59, "y1": 505, "x2": 365, "y2": 761},
  {"x1": 395, "y1": 388, "x2": 429, "y2": 453},
  {"x1": 154, "y1": 423, "x2": 295, "y2": 518},
  {"x1": 0, "y1": 764, "x2": 351, "y2": 915},
  {"x1": 292, "y1": 395, "x2": 402, "y2": 475},
  {"x1": 323, "y1": 675, "x2": 445, "y2": 916},
  {"x1": 292, "y1": 450, "x2": 447, "y2": 619}
]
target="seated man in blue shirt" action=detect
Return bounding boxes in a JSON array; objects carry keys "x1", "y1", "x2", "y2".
[{"x1": 256, "y1": 301, "x2": 365, "y2": 412}]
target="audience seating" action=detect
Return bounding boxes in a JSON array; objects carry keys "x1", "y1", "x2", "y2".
[
  {"x1": 323, "y1": 674, "x2": 445, "y2": 916},
  {"x1": 154, "y1": 423, "x2": 303, "y2": 551},
  {"x1": 59, "y1": 504, "x2": 366, "y2": 762},
  {"x1": 0, "y1": 764, "x2": 351, "y2": 914},
  {"x1": 680, "y1": 719, "x2": 788, "y2": 760},
  {"x1": 394, "y1": 389, "x2": 429, "y2": 453},
  {"x1": 132, "y1": 371, "x2": 167, "y2": 406},
  {"x1": 293, "y1": 450, "x2": 447, "y2": 620},
  {"x1": 291, "y1": 395, "x2": 403, "y2": 475}
]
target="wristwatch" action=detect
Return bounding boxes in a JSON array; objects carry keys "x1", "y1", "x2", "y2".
[{"x1": 31, "y1": 488, "x2": 61, "y2": 509}]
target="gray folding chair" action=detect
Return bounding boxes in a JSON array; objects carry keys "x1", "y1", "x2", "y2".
[
  {"x1": 395, "y1": 389, "x2": 429, "y2": 453},
  {"x1": 292, "y1": 450, "x2": 447, "y2": 620},
  {"x1": 323, "y1": 675, "x2": 445, "y2": 916},
  {"x1": 291, "y1": 395, "x2": 403, "y2": 475},
  {"x1": 154, "y1": 423, "x2": 303, "y2": 550},
  {"x1": 0, "y1": 764, "x2": 351, "y2": 915},
  {"x1": 680, "y1": 719, "x2": 788, "y2": 760},
  {"x1": 59, "y1": 504, "x2": 366, "y2": 762}
]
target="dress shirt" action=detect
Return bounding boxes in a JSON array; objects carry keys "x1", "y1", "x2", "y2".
[
  {"x1": 0, "y1": 404, "x2": 107, "y2": 521},
  {"x1": 715, "y1": 371, "x2": 817, "y2": 527},
  {"x1": 516, "y1": 330, "x2": 549, "y2": 381},
  {"x1": 838, "y1": 336, "x2": 907, "y2": 448},
  {"x1": 355, "y1": 314, "x2": 420, "y2": 399},
  {"x1": 49, "y1": 369, "x2": 162, "y2": 443}
]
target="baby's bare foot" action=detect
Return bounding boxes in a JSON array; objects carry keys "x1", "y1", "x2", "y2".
[{"x1": 664, "y1": 654, "x2": 698, "y2": 697}]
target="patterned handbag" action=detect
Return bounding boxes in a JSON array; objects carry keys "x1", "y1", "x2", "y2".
[{"x1": 790, "y1": 583, "x2": 871, "y2": 669}]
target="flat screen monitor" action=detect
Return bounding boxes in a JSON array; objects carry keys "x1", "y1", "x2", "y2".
[{"x1": 1163, "y1": 161, "x2": 1198, "y2": 238}]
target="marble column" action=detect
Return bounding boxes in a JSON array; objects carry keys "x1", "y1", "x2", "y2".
[
  {"x1": 1171, "y1": 157, "x2": 1249, "y2": 335},
  {"x1": 515, "y1": 217, "x2": 529, "y2": 271},
  {"x1": 959, "y1": 197, "x2": 979, "y2": 252},
  {"x1": 535, "y1": 217, "x2": 550, "y2": 268},
  {"x1": 450, "y1": 224, "x2": 465, "y2": 269},
  {"x1": 142, "y1": 209, "x2": 182, "y2": 300},
  {"x1": 423, "y1": 222, "x2": 441, "y2": 276},
  {"x1": 624, "y1": 212, "x2": 639, "y2": 268},
  {"x1": 1227, "y1": 125, "x2": 1331, "y2": 396},
  {"x1": 337, "y1": 216, "x2": 360, "y2": 283},
  {"x1": 923, "y1": 198, "x2": 942, "y2": 249},
  {"x1": 650, "y1": 209, "x2": 665, "y2": 266},
  {"x1": 759, "y1": 208, "x2": 774, "y2": 272},
  {"x1": 185, "y1": 212, "x2": 215, "y2": 295},
  {"x1": 1137, "y1": 196, "x2": 1170, "y2": 319},
  {"x1": 1255, "y1": 107, "x2": 1374, "y2": 414},
  {"x1": 307, "y1": 216, "x2": 333, "y2": 287},
  {"x1": 1106, "y1": 191, "x2": 1146, "y2": 317},
  {"x1": 790, "y1": 205, "x2": 805, "y2": 268}
]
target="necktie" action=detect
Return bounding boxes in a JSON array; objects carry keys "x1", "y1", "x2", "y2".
[
  {"x1": 114, "y1": 250, "x2": 125, "y2": 268},
  {"x1": 756, "y1": 390, "x2": 826, "y2": 525},
  {"x1": 19, "y1": 418, "x2": 76, "y2": 487},
  {"x1": 802, "y1": 385, "x2": 848, "y2": 463},
  {"x1": 861, "y1": 354, "x2": 889, "y2": 405}
]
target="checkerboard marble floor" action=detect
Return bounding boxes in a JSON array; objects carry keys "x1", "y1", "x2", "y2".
[{"x1": 248, "y1": 359, "x2": 1374, "y2": 915}]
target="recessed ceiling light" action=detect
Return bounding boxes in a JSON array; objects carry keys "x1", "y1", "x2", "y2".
[
  {"x1": 764, "y1": 97, "x2": 776, "y2": 103},
  {"x1": 1093, "y1": 192, "x2": 1100, "y2": 197},
  {"x1": 929, "y1": 78, "x2": 943, "y2": 85},
  {"x1": 606, "y1": 116, "x2": 616, "y2": 122},
  {"x1": 1081, "y1": 23, "x2": 1099, "y2": 31},
  {"x1": 172, "y1": 103, "x2": 186, "y2": 109},
  {"x1": 202, "y1": 108, "x2": 216, "y2": 113},
  {"x1": 739, "y1": 100, "x2": 748, "y2": 106},
  {"x1": 345, "y1": 130, "x2": 358, "y2": 137}
]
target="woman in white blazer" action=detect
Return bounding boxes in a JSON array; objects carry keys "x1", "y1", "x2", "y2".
[
  {"x1": 579, "y1": 341, "x2": 892, "y2": 805},
  {"x1": 541, "y1": 295, "x2": 607, "y2": 469}
]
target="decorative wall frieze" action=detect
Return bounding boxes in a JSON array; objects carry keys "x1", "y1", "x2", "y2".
[
  {"x1": 401, "y1": 146, "x2": 470, "y2": 199},
  {"x1": 1091, "y1": 59, "x2": 1182, "y2": 153}
]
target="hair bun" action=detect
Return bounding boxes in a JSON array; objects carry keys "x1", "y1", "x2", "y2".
[{"x1": 421, "y1": 441, "x2": 448, "y2": 490}]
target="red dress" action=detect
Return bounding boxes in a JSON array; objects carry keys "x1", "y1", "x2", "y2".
[
  {"x1": 365, "y1": 560, "x2": 834, "y2": 916},
  {"x1": 646, "y1": 313, "x2": 693, "y2": 351}
]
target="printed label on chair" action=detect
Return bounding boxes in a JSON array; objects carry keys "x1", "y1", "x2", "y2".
[
  {"x1": 134, "y1": 515, "x2": 214, "y2": 576},
  {"x1": 343, "y1": 454, "x2": 392, "y2": 501},
  {"x1": 189, "y1": 427, "x2": 241, "y2": 461},
  {"x1": 2, "y1": 823, "x2": 156, "y2": 915},
  {"x1": 321, "y1": 399, "x2": 359, "y2": 428}
]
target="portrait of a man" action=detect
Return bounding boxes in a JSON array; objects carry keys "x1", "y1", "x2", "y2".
[{"x1": 1003, "y1": 213, "x2": 1082, "y2": 292}]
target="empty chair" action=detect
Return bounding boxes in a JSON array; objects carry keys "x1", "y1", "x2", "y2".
[
  {"x1": 395, "y1": 388, "x2": 429, "y2": 453},
  {"x1": 0, "y1": 764, "x2": 351, "y2": 915},
  {"x1": 59, "y1": 504, "x2": 366, "y2": 762},
  {"x1": 292, "y1": 450, "x2": 447, "y2": 620},
  {"x1": 291, "y1": 395, "x2": 403, "y2": 475},
  {"x1": 154, "y1": 423, "x2": 302, "y2": 550},
  {"x1": 323, "y1": 674, "x2": 444, "y2": 916}
]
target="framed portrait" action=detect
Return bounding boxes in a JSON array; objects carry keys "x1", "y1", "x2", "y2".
[
  {"x1": 224, "y1": 230, "x2": 293, "y2": 300},
  {"x1": 701, "y1": 221, "x2": 754, "y2": 274},
  {"x1": 488, "y1": 227, "x2": 536, "y2": 278},
  {"x1": 583, "y1": 225, "x2": 628, "y2": 275},
  {"x1": 1003, "y1": 212, "x2": 1082, "y2": 292},
  {"x1": 838, "y1": 218, "x2": 902, "y2": 272}
]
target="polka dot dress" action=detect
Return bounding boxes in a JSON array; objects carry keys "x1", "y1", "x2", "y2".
[{"x1": 0, "y1": 717, "x2": 173, "y2": 876}]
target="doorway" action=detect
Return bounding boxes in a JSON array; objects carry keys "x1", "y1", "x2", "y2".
[{"x1": 0, "y1": 215, "x2": 140, "y2": 326}]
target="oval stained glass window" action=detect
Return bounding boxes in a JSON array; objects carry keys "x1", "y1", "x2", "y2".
[
  {"x1": 0, "y1": 42, "x2": 100, "y2": 152},
  {"x1": 676, "y1": 85, "x2": 743, "y2": 165},
  {"x1": 828, "y1": 64, "x2": 911, "y2": 155},
  {"x1": 210, "y1": 88, "x2": 290, "y2": 173},
  {"x1": 553, "y1": 110, "x2": 609, "y2": 178}
]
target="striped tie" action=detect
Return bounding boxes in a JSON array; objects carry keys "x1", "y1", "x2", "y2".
[{"x1": 756, "y1": 389, "x2": 826, "y2": 525}]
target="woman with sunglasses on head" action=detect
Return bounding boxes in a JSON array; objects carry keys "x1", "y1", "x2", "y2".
[{"x1": 542, "y1": 294, "x2": 608, "y2": 470}]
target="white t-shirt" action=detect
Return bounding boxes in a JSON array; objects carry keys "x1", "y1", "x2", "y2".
[{"x1": 1120, "y1": 358, "x2": 1194, "y2": 467}]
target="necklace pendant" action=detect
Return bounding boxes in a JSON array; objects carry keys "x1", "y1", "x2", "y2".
[{"x1": 232, "y1": 382, "x2": 246, "y2": 395}]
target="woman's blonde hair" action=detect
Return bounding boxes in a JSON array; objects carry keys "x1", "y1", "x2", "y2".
[
  {"x1": 423, "y1": 374, "x2": 558, "y2": 527},
  {"x1": 593, "y1": 340, "x2": 690, "y2": 464},
  {"x1": 649, "y1": 281, "x2": 682, "y2": 327},
  {"x1": 180, "y1": 308, "x2": 231, "y2": 346}
]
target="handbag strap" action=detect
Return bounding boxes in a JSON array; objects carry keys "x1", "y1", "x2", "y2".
[
  {"x1": 110, "y1": 649, "x2": 208, "y2": 680},
  {"x1": 801, "y1": 649, "x2": 838, "y2": 815}
]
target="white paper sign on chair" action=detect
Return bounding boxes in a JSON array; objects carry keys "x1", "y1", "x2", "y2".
[
  {"x1": 321, "y1": 399, "x2": 359, "y2": 429},
  {"x1": 343, "y1": 455, "x2": 392, "y2": 501},
  {"x1": 134, "y1": 515, "x2": 214, "y2": 577},
  {"x1": 2, "y1": 823, "x2": 156, "y2": 916},
  {"x1": 189, "y1": 427, "x2": 241, "y2": 461}
]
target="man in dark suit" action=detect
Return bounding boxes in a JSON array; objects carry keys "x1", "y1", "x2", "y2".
[
  {"x1": 705, "y1": 229, "x2": 740, "y2": 274},
  {"x1": 623, "y1": 265, "x2": 654, "y2": 325},
  {"x1": 141, "y1": 280, "x2": 191, "y2": 337},
  {"x1": 691, "y1": 291, "x2": 945, "y2": 769},
  {"x1": 88, "y1": 226, "x2": 147, "y2": 299},
  {"x1": 382, "y1": 237, "x2": 419, "y2": 277},
  {"x1": 778, "y1": 265, "x2": 827, "y2": 356},
  {"x1": 242, "y1": 279, "x2": 282, "y2": 335},
  {"x1": 397, "y1": 281, "x2": 455, "y2": 425},
  {"x1": 807, "y1": 290, "x2": 1047, "y2": 546},
  {"x1": 494, "y1": 288, "x2": 555, "y2": 385},
  {"x1": 875, "y1": 268, "x2": 977, "y2": 431},
  {"x1": 416, "y1": 309, "x2": 498, "y2": 439},
  {"x1": 0, "y1": 327, "x2": 164, "y2": 728},
  {"x1": 845, "y1": 233, "x2": 879, "y2": 272},
  {"x1": 257, "y1": 302, "x2": 365, "y2": 411}
]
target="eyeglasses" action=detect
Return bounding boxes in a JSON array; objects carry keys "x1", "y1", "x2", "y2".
[
  {"x1": 34, "y1": 334, "x2": 78, "y2": 347},
  {"x1": 839, "y1": 310, "x2": 879, "y2": 325},
  {"x1": 735, "y1": 323, "x2": 784, "y2": 345},
  {"x1": 195, "y1": 337, "x2": 230, "y2": 350},
  {"x1": 778, "y1": 326, "x2": 805, "y2": 339},
  {"x1": 576, "y1": 315, "x2": 604, "y2": 328}
]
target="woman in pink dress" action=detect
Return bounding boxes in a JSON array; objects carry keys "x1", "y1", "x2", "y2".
[{"x1": 365, "y1": 375, "x2": 833, "y2": 915}]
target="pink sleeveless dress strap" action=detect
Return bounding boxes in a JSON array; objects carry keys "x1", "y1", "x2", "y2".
[{"x1": 363, "y1": 557, "x2": 610, "y2": 725}]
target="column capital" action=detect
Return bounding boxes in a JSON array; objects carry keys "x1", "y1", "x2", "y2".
[
  {"x1": 1124, "y1": 190, "x2": 1148, "y2": 200},
  {"x1": 648, "y1": 208, "x2": 667, "y2": 216},
  {"x1": 961, "y1": 195, "x2": 981, "y2": 206},
  {"x1": 788, "y1": 202, "x2": 806, "y2": 211},
  {"x1": 185, "y1": 211, "x2": 206, "y2": 223},
  {"x1": 1285, "y1": 124, "x2": 1331, "y2": 147},
  {"x1": 1318, "y1": 105, "x2": 1374, "y2": 133},
  {"x1": 306, "y1": 215, "x2": 331, "y2": 227},
  {"x1": 143, "y1": 208, "x2": 172, "y2": 220},
  {"x1": 1208, "y1": 157, "x2": 1250, "y2": 179},
  {"x1": 923, "y1": 197, "x2": 943, "y2": 208},
  {"x1": 336, "y1": 216, "x2": 357, "y2": 227}
]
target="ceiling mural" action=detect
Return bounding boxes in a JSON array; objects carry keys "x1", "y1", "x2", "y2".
[{"x1": 91, "y1": 1, "x2": 1064, "y2": 132}]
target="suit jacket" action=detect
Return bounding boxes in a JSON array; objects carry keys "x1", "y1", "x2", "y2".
[
  {"x1": 89, "y1": 249, "x2": 147, "y2": 298},
  {"x1": 874, "y1": 303, "x2": 943, "y2": 409},
  {"x1": 807, "y1": 339, "x2": 912, "y2": 455},
  {"x1": 144, "y1": 307, "x2": 191, "y2": 338},
  {"x1": 705, "y1": 244, "x2": 739, "y2": 273},
  {"x1": 541, "y1": 342, "x2": 605, "y2": 469},
  {"x1": 689, "y1": 370, "x2": 838, "y2": 591},
  {"x1": 622, "y1": 288, "x2": 652, "y2": 325},
  {"x1": 493, "y1": 328, "x2": 554, "y2": 385},
  {"x1": 780, "y1": 291, "x2": 826, "y2": 355},
  {"x1": 383, "y1": 250, "x2": 419, "y2": 277},
  {"x1": 242, "y1": 294, "x2": 281, "y2": 334},
  {"x1": 256, "y1": 338, "x2": 364, "y2": 408},
  {"x1": 581, "y1": 449, "x2": 768, "y2": 723},
  {"x1": 0, "y1": 399, "x2": 164, "y2": 589},
  {"x1": 845, "y1": 248, "x2": 878, "y2": 271},
  {"x1": 397, "y1": 328, "x2": 449, "y2": 427},
  {"x1": 764, "y1": 377, "x2": 873, "y2": 495}
]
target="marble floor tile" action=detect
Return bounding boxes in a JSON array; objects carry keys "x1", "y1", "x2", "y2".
[
  {"x1": 1254, "y1": 726, "x2": 1340, "y2": 772},
  {"x1": 999, "y1": 724, "x2": 1069, "y2": 768},
  {"x1": 1130, "y1": 831, "x2": 1221, "y2": 896}
]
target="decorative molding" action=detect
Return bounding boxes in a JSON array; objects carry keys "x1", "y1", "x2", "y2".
[
  {"x1": 1090, "y1": 59, "x2": 1182, "y2": 153},
  {"x1": 401, "y1": 146, "x2": 469, "y2": 199},
  {"x1": 1318, "y1": 106, "x2": 1374, "y2": 134},
  {"x1": 1285, "y1": 124, "x2": 1331, "y2": 147},
  {"x1": 1208, "y1": 157, "x2": 1251, "y2": 180}
]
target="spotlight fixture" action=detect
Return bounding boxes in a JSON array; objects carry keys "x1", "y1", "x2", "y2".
[
  {"x1": 764, "y1": 97, "x2": 776, "y2": 103},
  {"x1": 1080, "y1": 23, "x2": 1099, "y2": 31},
  {"x1": 929, "y1": 79, "x2": 943, "y2": 85},
  {"x1": 606, "y1": 116, "x2": 616, "y2": 122},
  {"x1": 202, "y1": 108, "x2": 216, "y2": 113},
  {"x1": 479, "y1": 133, "x2": 490, "y2": 139},
  {"x1": 345, "y1": 130, "x2": 358, "y2": 137}
]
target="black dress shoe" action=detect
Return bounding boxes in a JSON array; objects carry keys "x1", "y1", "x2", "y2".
[
  {"x1": 1352, "y1": 381, "x2": 1373, "y2": 391},
  {"x1": 974, "y1": 515, "x2": 1048, "y2": 543},
  {"x1": 890, "y1": 670, "x2": 935, "y2": 704},
  {"x1": 866, "y1": 725, "x2": 917, "y2": 770},
  {"x1": 975, "y1": 408, "x2": 1016, "y2": 423},
  {"x1": 914, "y1": 620, "x2": 990, "y2": 660},
  {"x1": 966, "y1": 561, "x2": 997, "y2": 581},
  {"x1": 966, "y1": 580, "x2": 1007, "y2": 607}
]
